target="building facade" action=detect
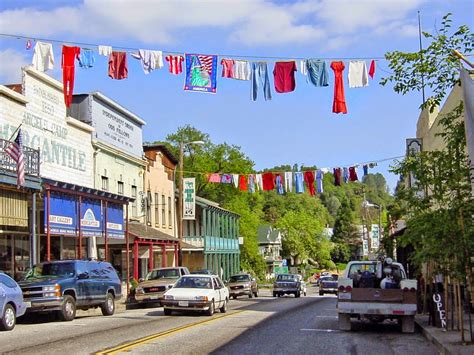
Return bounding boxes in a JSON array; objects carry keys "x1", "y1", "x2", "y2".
[{"x1": 257, "y1": 225, "x2": 283, "y2": 278}]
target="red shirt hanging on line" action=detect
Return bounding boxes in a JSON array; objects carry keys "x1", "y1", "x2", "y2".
[
  {"x1": 108, "y1": 51, "x2": 128, "y2": 80},
  {"x1": 262, "y1": 172, "x2": 275, "y2": 191},
  {"x1": 330, "y1": 61, "x2": 348, "y2": 114},
  {"x1": 273, "y1": 61, "x2": 297, "y2": 93}
]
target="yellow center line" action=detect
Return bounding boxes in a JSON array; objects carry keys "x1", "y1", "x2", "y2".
[{"x1": 95, "y1": 310, "x2": 246, "y2": 355}]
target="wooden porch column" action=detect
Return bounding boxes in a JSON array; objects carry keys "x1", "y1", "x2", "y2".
[
  {"x1": 148, "y1": 244, "x2": 153, "y2": 270},
  {"x1": 133, "y1": 239, "x2": 139, "y2": 280},
  {"x1": 162, "y1": 245, "x2": 167, "y2": 267}
]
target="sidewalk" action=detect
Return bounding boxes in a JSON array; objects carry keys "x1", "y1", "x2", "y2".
[{"x1": 415, "y1": 314, "x2": 474, "y2": 355}]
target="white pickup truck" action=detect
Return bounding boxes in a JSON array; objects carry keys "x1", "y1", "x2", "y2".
[{"x1": 337, "y1": 259, "x2": 417, "y2": 333}]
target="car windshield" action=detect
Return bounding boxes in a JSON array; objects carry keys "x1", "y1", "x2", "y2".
[
  {"x1": 276, "y1": 274, "x2": 297, "y2": 281},
  {"x1": 348, "y1": 263, "x2": 376, "y2": 278},
  {"x1": 229, "y1": 275, "x2": 250, "y2": 282},
  {"x1": 174, "y1": 276, "x2": 213, "y2": 289},
  {"x1": 322, "y1": 275, "x2": 338, "y2": 281},
  {"x1": 146, "y1": 269, "x2": 180, "y2": 280},
  {"x1": 26, "y1": 262, "x2": 75, "y2": 279}
]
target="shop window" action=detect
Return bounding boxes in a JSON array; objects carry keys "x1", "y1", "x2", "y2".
[
  {"x1": 101, "y1": 176, "x2": 109, "y2": 191},
  {"x1": 161, "y1": 194, "x2": 166, "y2": 227},
  {"x1": 118, "y1": 181, "x2": 124, "y2": 195},
  {"x1": 168, "y1": 196, "x2": 172, "y2": 227},
  {"x1": 154, "y1": 193, "x2": 159, "y2": 226}
]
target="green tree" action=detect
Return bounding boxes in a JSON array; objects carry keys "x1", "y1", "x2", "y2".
[
  {"x1": 331, "y1": 199, "x2": 361, "y2": 261},
  {"x1": 382, "y1": 13, "x2": 473, "y2": 281}
]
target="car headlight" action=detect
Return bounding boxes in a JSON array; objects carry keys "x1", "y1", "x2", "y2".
[
  {"x1": 43, "y1": 284, "x2": 61, "y2": 296},
  {"x1": 194, "y1": 296, "x2": 208, "y2": 301},
  {"x1": 244, "y1": 283, "x2": 250, "y2": 288},
  {"x1": 135, "y1": 286, "x2": 144, "y2": 294},
  {"x1": 164, "y1": 295, "x2": 174, "y2": 300}
]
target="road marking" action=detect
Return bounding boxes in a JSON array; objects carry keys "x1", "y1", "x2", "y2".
[
  {"x1": 95, "y1": 310, "x2": 245, "y2": 354},
  {"x1": 314, "y1": 315, "x2": 338, "y2": 318},
  {"x1": 300, "y1": 328, "x2": 340, "y2": 333}
]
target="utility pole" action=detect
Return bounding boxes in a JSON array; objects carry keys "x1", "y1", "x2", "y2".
[{"x1": 178, "y1": 142, "x2": 184, "y2": 266}]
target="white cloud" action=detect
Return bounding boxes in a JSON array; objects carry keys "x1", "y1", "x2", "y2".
[
  {"x1": 0, "y1": 49, "x2": 29, "y2": 83},
  {"x1": 0, "y1": 0, "x2": 426, "y2": 49}
]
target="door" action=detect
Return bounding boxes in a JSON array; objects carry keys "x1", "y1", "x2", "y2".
[
  {"x1": 212, "y1": 277, "x2": 222, "y2": 308},
  {"x1": 76, "y1": 261, "x2": 93, "y2": 306},
  {"x1": 87, "y1": 262, "x2": 105, "y2": 304}
]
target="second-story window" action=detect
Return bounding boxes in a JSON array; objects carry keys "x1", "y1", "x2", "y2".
[
  {"x1": 161, "y1": 194, "x2": 166, "y2": 227},
  {"x1": 154, "y1": 193, "x2": 159, "y2": 227},
  {"x1": 146, "y1": 191, "x2": 152, "y2": 225},
  {"x1": 131, "y1": 185, "x2": 137, "y2": 217},
  {"x1": 168, "y1": 196, "x2": 172, "y2": 227},
  {"x1": 101, "y1": 176, "x2": 109, "y2": 191},
  {"x1": 117, "y1": 181, "x2": 124, "y2": 195}
]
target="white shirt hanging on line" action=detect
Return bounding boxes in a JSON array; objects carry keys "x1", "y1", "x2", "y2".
[
  {"x1": 32, "y1": 42, "x2": 54, "y2": 72},
  {"x1": 348, "y1": 60, "x2": 369, "y2": 88},
  {"x1": 232, "y1": 60, "x2": 251, "y2": 80},
  {"x1": 98, "y1": 45, "x2": 112, "y2": 56},
  {"x1": 284, "y1": 172, "x2": 293, "y2": 192}
]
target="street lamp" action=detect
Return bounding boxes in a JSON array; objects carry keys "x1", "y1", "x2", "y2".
[{"x1": 178, "y1": 140, "x2": 204, "y2": 266}]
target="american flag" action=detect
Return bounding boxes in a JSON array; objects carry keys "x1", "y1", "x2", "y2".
[
  {"x1": 197, "y1": 55, "x2": 214, "y2": 73},
  {"x1": 5, "y1": 129, "x2": 25, "y2": 188}
]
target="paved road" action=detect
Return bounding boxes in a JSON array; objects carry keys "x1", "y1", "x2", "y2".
[{"x1": 0, "y1": 286, "x2": 437, "y2": 354}]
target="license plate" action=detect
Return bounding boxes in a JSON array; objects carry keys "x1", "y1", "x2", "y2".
[
  {"x1": 338, "y1": 293, "x2": 351, "y2": 300},
  {"x1": 24, "y1": 301, "x2": 31, "y2": 308},
  {"x1": 178, "y1": 301, "x2": 189, "y2": 307},
  {"x1": 149, "y1": 295, "x2": 159, "y2": 300}
]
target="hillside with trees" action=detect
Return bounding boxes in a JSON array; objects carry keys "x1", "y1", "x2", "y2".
[{"x1": 153, "y1": 125, "x2": 394, "y2": 279}]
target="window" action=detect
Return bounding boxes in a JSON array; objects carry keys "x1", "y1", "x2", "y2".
[
  {"x1": 168, "y1": 196, "x2": 172, "y2": 227},
  {"x1": 161, "y1": 194, "x2": 166, "y2": 226},
  {"x1": 117, "y1": 181, "x2": 124, "y2": 195},
  {"x1": 131, "y1": 185, "x2": 137, "y2": 217},
  {"x1": 101, "y1": 176, "x2": 109, "y2": 191},
  {"x1": 154, "y1": 193, "x2": 159, "y2": 226}
]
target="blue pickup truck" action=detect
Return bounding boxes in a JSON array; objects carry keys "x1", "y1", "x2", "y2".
[
  {"x1": 19, "y1": 260, "x2": 122, "y2": 321},
  {"x1": 319, "y1": 274, "x2": 339, "y2": 296}
]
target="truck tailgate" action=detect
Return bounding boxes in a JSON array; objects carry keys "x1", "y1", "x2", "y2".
[{"x1": 350, "y1": 289, "x2": 415, "y2": 303}]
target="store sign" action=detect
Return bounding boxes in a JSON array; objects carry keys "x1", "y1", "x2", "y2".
[
  {"x1": 91, "y1": 99, "x2": 143, "y2": 158},
  {"x1": 81, "y1": 199, "x2": 102, "y2": 237},
  {"x1": 183, "y1": 178, "x2": 196, "y2": 220},
  {"x1": 47, "y1": 192, "x2": 77, "y2": 236},
  {"x1": 106, "y1": 203, "x2": 124, "y2": 239},
  {"x1": 0, "y1": 70, "x2": 93, "y2": 187},
  {"x1": 46, "y1": 193, "x2": 124, "y2": 238}
]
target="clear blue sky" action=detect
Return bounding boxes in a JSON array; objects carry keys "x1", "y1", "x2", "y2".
[{"x1": 1, "y1": 0, "x2": 473, "y2": 192}]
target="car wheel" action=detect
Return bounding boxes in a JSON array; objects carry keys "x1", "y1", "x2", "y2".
[
  {"x1": 248, "y1": 292, "x2": 253, "y2": 298},
  {"x1": 220, "y1": 299, "x2": 228, "y2": 313},
  {"x1": 101, "y1": 292, "x2": 115, "y2": 316},
  {"x1": 273, "y1": 292, "x2": 277, "y2": 297},
  {"x1": 0, "y1": 304, "x2": 16, "y2": 331},
  {"x1": 304, "y1": 291, "x2": 307, "y2": 297},
  {"x1": 254, "y1": 289, "x2": 258, "y2": 298},
  {"x1": 232, "y1": 295, "x2": 237, "y2": 300},
  {"x1": 58, "y1": 295, "x2": 76, "y2": 321},
  {"x1": 205, "y1": 301, "x2": 215, "y2": 316},
  {"x1": 163, "y1": 308, "x2": 172, "y2": 316},
  {"x1": 295, "y1": 291, "x2": 301, "y2": 298},
  {"x1": 319, "y1": 290, "x2": 324, "y2": 296}
]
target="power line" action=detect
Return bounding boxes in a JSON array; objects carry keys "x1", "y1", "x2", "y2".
[{"x1": 0, "y1": 33, "x2": 387, "y2": 61}]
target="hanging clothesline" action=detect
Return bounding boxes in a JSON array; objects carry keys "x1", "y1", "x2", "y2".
[
  {"x1": 175, "y1": 154, "x2": 406, "y2": 176},
  {"x1": 0, "y1": 33, "x2": 387, "y2": 61}
]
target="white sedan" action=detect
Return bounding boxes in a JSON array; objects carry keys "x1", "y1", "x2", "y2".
[{"x1": 161, "y1": 274, "x2": 229, "y2": 316}]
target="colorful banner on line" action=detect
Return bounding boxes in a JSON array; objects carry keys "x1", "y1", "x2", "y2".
[{"x1": 184, "y1": 54, "x2": 217, "y2": 93}]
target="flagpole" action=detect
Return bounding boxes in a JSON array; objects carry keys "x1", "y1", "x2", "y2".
[{"x1": 7, "y1": 123, "x2": 22, "y2": 142}]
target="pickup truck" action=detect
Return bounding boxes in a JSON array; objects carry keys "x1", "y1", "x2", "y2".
[
  {"x1": 319, "y1": 274, "x2": 339, "y2": 296},
  {"x1": 337, "y1": 259, "x2": 417, "y2": 333}
]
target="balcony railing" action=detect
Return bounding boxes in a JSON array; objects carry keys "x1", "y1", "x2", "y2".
[{"x1": 0, "y1": 138, "x2": 40, "y2": 177}]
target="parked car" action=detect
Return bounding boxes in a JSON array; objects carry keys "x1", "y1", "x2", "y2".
[
  {"x1": 0, "y1": 272, "x2": 28, "y2": 331},
  {"x1": 273, "y1": 274, "x2": 306, "y2": 298},
  {"x1": 162, "y1": 274, "x2": 229, "y2": 316},
  {"x1": 134, "y1": 267, "x2": 190, "y2": 306},
  {"x1": 319, "y1": 274, "x2": 339, "y2": 295},
  {"x1": 228, "y1": 273, "x2": 258, "y2": 299},
  {"x1": 190, "y1": 269, "x2": 215, "y2": 275},
  {"x1": 19, "y1": 260, "x2": 122, "y2": 321}
]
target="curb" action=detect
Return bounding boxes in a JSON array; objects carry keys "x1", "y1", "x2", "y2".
[{"x1": 415, "y1": 319, "x2": 451, "y2": 355}]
